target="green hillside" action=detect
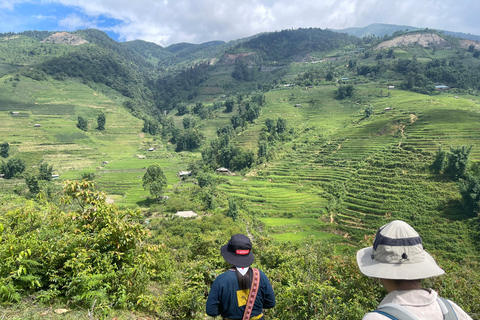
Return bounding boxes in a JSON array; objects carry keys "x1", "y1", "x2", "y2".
[{"x1": 1, "y1": 27, "x2": 480, "y2": 319}]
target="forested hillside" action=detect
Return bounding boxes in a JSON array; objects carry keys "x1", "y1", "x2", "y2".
[{"x1": 1, "y1": 26, "x2": 480, "y2": 319}]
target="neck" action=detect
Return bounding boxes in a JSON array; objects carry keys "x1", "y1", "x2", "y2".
[{"x1": 380, "y1": 279, "x2": 422, "y2": 292}]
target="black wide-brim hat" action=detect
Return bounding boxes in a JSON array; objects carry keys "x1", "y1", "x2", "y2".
[{"x1": 221, "y1": 234, "x2": 254, "y2": 267}]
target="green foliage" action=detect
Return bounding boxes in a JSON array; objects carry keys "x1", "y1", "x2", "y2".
[
  {"x1": 176, "y1": 102, "x2": 189, "y2": 116},
  {"x1": 96, "y1": 111, "x2": 106, "y2": 131},
  {"x1": 38, "y1": 162, "x2": 53, "y2": 181},
  {"x1": 335, "y1": 84, "x2": 354, "y2": 100},
  {"x1": 142, "y1": 119, "x2": 161, "y2": 135},
  {"x1": 364, "y1": 106, "x2": 373, "y2": 118},
  {"x1": 175, "y1": 129, "x2": 203, "y2": 152},
  {"x1": 76, "y1": 115, "x2": 88, "y2": 131},
  {"x1": 445, "y1": 145, "x2": 473, "y2": 181},
  {"x1": 142, "y1": 164, "x2": 168, "y2": 198},
  {"x1": 0, "y1": 180, "x2": 159, "y2": 312},
  {"x1": 0, "y1": 158, "x2": 26, "y2": 179},
  {"x1": 182, "y1": 115, "x2": 198, "y2": 129},
  {"x1": 431, "y1": 145, "x2": 447, "y2": 174},
  {"x1": 458, "y1": 173, "x2": 480, "y2": 217},
  {"x1": 225, "y1": 98, "x2": 235, "y2": 112},
  {"x1": 0, "y1": 142, "x2": 9, "y2": 158},
  {"x1": 227, "y1": 198, "x2": 238, "y2": 221},
  {"x1": 24, "y1": 174, "x2": 40, "y2": 195}
]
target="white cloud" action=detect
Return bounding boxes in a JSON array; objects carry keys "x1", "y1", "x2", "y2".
[
  {"x1": 58, "y1": 13, "x2": 96, "y2": 30},
  {"x1": 32, "y1": 14, "x2": 57, "y2": 21},
  {"x1": 6, "y1": 0, "x2": 480, "y2": 46}
]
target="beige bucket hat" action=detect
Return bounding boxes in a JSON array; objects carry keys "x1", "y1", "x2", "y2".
[{"x1": 357, "y1": 220, "x2": 445, "y2": 280}]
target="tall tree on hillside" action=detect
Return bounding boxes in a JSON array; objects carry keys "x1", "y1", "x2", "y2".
[
  {"x1": 459, "y1": 173, "x2": 480, "y2": 217},
  {"x1": 38, "y1": 162, "x2": 53, "y2": 181},
  {"x1": 0, "y1": 142, "x2": 9, "y2": 158},
  {"x1": 96, "y1": 111, "x2": 106, "y2": 131},
  {"x1": 445, "y1": 145, "x2": 473, "y2": 181},
  {"x1": 25, "y1": 174, "x2": 40, "y2": 195},
  {"x1": 0, "y1": 158, "x2": 26, "y2": 179},
  {"x1": 225, "y1": 98, "x2": 235, "y2": 113},
  {"x1": 77, "y1": 116, "x2": 88, "y2": 131},
  {"x1": 142, "y1": 164, "x2": 167, "y2": 199},
  {"x1": 431, "y1": 145, "x2": 447, "y2": 174}
]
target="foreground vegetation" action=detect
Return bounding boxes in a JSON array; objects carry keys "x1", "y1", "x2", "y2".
[{"x1": 1, "y1": 27, "x2": 480, "y2": 319}]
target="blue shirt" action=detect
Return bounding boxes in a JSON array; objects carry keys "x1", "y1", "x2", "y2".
[{"x1": 206, "y1": 268, "x2": 276, "y2": 319}]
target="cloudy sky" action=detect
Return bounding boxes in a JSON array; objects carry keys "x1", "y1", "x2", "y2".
[{"x1": 0, "y1": 0, "x2": 479, "y2": 47}]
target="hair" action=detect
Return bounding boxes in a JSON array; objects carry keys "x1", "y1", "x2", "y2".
[{"x1": 236, "y1": 268, "x2": 253, "y2": 290}]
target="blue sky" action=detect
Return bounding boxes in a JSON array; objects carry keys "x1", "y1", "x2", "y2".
[{"x1": 1, "y1": 0, "x2": 479, "y2": 47}]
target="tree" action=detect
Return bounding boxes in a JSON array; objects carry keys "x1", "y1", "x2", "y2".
[
  {"x1": 364, "y1": 106, "x2": 373, "y2": 118},
  {"x1": 276, "y1": 117, "x2": 287, "y2": 133},
  {"x1": 325, "y1": 71, "x2": 334, "y2": 81},
  {"x1": 176, "y1": 102, "x2": 189, "y2": 116},
  {"x1": 142, "y1": 119, "x2": 160, "y2": 135},
  {"x1": 225, "y1": 98, "x2": 235, "y2": 113},
  {"x1": 77, "y1": 116, "x2": 88, "y2": 131},
  {"x1": 183, "y1": 116, "x2": 198, "y2": 129},
  {"x1": 459, "y1": 173, "x2": 480, "y2": 217},
  {"x1": 445, "y1": 145, "x2": 473, "y2": 181},
  {"x1": 265, "y1": 118, "x2": 276, "y2": 134},
  {"x1": 227, "y1": 198, "x2": 238, "y2": 221},
  {"x1": 38, "y1": 162, "x2": 53, "y2": 181},
  {"x1": 431, "y1": 145, "x2": 447, "y2": 174},
  {"x1": 96, "y1": 111, "x2": 106, "y2": 131},
  {"x1": 25, "y1": 174, "x2": 40, "y2": 195},
  {"x1": 0, "y1": 142, "x2": 9, "y2": 158},
  {"x1": 335, "y1": 85, "x2": 354, "y2": 99},
  {"x1": 142, "y1": 164, "x2": 167, "y2": 199},
  {"x1": 0, "y1": 158, "x2": 26, "y2": 179}
]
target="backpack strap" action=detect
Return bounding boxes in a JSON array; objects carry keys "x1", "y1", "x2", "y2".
[
  {"x1": 437, "y1": 297, "x2": 458, "y2": 320},
  {"x1": 372, "y1": 298, "x2": 458, "y2": 320},
  {"x1": 372, "y1": 303, "x2": 421, "y2": 320},
  {"x1": 242, "y1": 268, "x2": 260, "y2": 320}
]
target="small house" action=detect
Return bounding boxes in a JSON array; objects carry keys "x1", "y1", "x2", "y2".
[
  {"x1": 178, "y1": 171, "x2": 192, "y2": 177},
  {"x1": 11, "y1": 112, "x2": 19, "y2": 115},
  {"x1": 102, "y1": 161, "x2": 109, "y2": 165},
  {"x1": 216, "y1": 167, "x2": 232, "y2": 175},
  {"x1": 294, "y1": 104, "x2": 302, "y2": 108},
  {"x1": 435, "y1": 85, "x2": 451, "y2": 91},
  {"x1": 34, "y1": 124, "x2": 41, "y2": 127},
  {"x1": 384, "y1": 107, "x2": 394, "y2": 111},
  {"x1": 52, "y1": 174, "x2": 59, "y2": 179},
  {"x1": 388, "y1": 86, "x2": 395, "y2": 90},
  {"x1": 147, "y1": 147, "x2": 156, "y2": 151}
]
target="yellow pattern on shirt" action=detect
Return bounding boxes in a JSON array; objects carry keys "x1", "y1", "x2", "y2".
[{"x1": 236, "y1": 289, "x2": 250, "y2": 307}]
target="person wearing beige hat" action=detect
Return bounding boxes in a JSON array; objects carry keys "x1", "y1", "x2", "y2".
[{"x1": 356, "y1": 220, "x2": 472, "y2": 320}]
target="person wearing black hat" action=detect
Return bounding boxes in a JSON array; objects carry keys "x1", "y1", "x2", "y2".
[{"x1": 206, "y1": 234, "x2": 276, "y2": 320}]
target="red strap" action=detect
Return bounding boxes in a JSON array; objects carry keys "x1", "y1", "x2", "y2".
[{"x1": 242, "y1": 268, "x2": 260, "y2": 320}]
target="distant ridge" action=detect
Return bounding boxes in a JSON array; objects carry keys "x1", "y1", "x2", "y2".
[{"x1": 334, "y1": 23, "x2": 480, "y2": 42}]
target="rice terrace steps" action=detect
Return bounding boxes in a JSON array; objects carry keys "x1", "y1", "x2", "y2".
[{"x1": 218, "y1": 87, "x2": 480, "y2": 249}]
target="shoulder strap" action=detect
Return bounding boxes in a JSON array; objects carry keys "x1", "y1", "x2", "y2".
[
  {"x1": 437, "y1": 297, "x2": 458, "y2": 320},
  {"x1": 242, "y1": 268, "x2": 260, "y2": 320},
  {"x1": 373, "y1": 298, "x2": 458, "y2": 320},
  {"x1": 373, "y1": 303, "x2": 421, "y2": 320}
]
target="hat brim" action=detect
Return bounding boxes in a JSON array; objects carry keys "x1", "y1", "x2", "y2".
[
  {"x1": 357, "y1": 247, "x2": 445, "y2": 280},
  {"x1": 221, "y1": 244, "x2": 254, "y2": 267}
]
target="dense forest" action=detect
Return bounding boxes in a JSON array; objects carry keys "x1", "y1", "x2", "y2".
[{"x1": 1, "y1": 26, "x2": 480, "y2": 319}]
